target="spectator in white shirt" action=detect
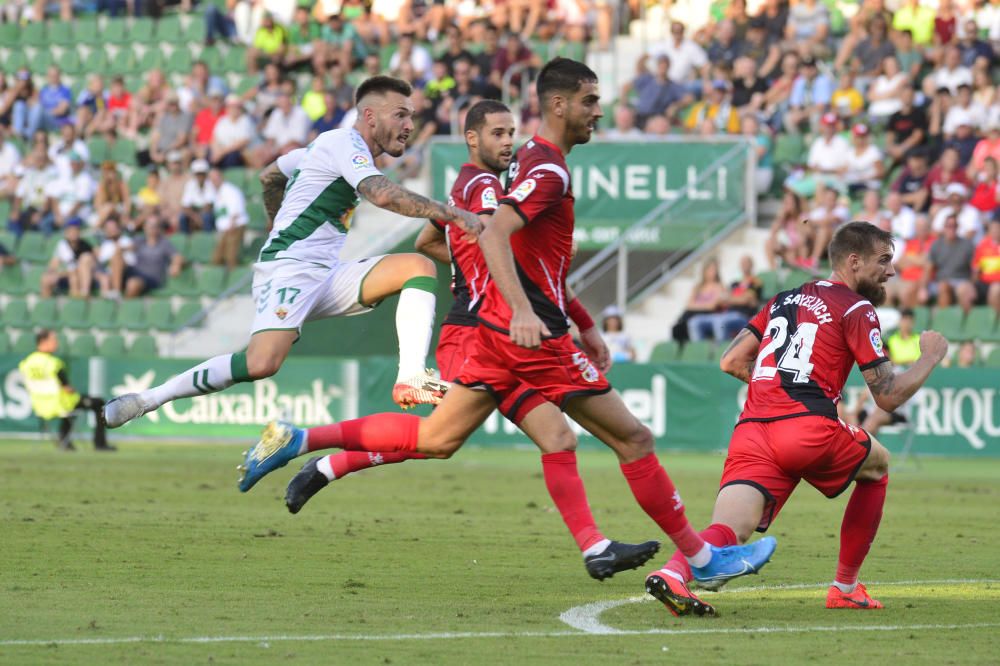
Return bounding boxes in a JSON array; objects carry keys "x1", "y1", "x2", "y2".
[
  {"x1": 843, "y1": 123, "x2": 885, "y2": 196},
  {"x1": 943, "y1": 85, "x2": 987, "y2": 135},
  {"x1": 389, "y1": 32, "x2": 433, "y2": 80},
  {"x1": 208, "y1": 168, "x2": 248, "y2": 269},
  {"x1": 924, "y1": 45, "x2": 973, "y2": 97},
  {"x1": 932, "y1": 182, "x2": 984, "y2": 240},
  {"x1": 653, "y1": 21, "x2": 709, "y2": 95},
  {"x1": 210, "y1": 95, "x2": 256, "y2": 169},
  {"x1": 253, "y1": 90, "x2": 311, "y2": 167},
  {"x1": 43, "y1": 152, "x2": 96, "y2": 232},
  {"x1": 883, "y1": 191, "x2": 918, "y2": 241},
  {"x1": 47, "y1": 123, "x2": 89, "y2": 179},
  {"x1": 180, "y1": 159, "x2": 218, "y2": 232},
  {"x1": 94, "y1": 216, "x2": 135, "y2": 298},
  {"x1": 40, "y1": 219, "x2": 95, "y2": 298},
  {"x1": 8, "y1": 149, "x2": 57, "y2": 233},
  {"x1": 787, "y1": 112, "x2": 849, "y2": 197}
]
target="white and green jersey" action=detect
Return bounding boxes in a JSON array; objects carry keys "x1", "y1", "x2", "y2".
[{"x1": 259, "y1": 128, "x2": 382, "y2": 267}]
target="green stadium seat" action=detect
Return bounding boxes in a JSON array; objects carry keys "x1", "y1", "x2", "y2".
[
  {"x1": 171, "y1": 300, "x2": 203, "y2": 330},
  {"x1": 128, "y1": 334, "x2": 158, "y2": 357},
  {"x1": 48, "y1": 21, "x2": 74, "y2": 46},
  {"x1": 772, "y1": 133, "x2": 807, "y2": 167},
  {"x1": 5, "y1": 49, "x2": 28, "y2": 72},
  {"x1": 782, "y1": 268, "x2": 815, "y2": 290},
  {"x1": 758, "y1": 270, "x2": 780, "y2": 298},
  {"x1": 11, "y1": 332, "x2": 36, "y2": 354},
  {"x1": 59, "y1": 48, "x2": 82, "y2": 76},
  {"x1": 199, "y1": 46, "x2": 224, "y2": 72},
  {"x1": 109, "y1": 138, "x2": 138, "y2": 166},
  {"x1": 146, "y1": 299, "x2": 173, "y2": 330},
  {"x1": 678, "y1": 340, "x2": 714, "y2": 362},
  {"x1": 912, "y1": 306, "x2": 932, "y2": 332},
  {"x1": 127, "y1": 169, "x2": 148, "y2": 194},
  {"x1": 160, "y1": 265, "x2": 198, "y2": 297},
  {"x1": 964, "y1": 307, "x2": 997, "y2": 339},
  {"x1": 223, "y1": 46, "x2": 248, "y2": 73},
  {"x1": 86, "y1": 298, "x2": 118, "y2": 330},
  {"x1": 16, "y1": 264, "x2": 47, "y2": 297},
  {"x1": 31, "y1": 49, "x2": 54, "y2": 72},
  {"x1": 98, "y1": 333, "x2": 127, "y2": 357},
  {"x1": 69, "y1": 333, "x2": 99, "y2": 358},
  {"x1": 197, "y1": 265, "x2": 228, "y2": 296},
  {"x1": 0, "y1": 331, "x2": 10, "y2": 354},
  {"x1": 244, "y1": 235, "x2": 265, "y2": 261},
  {"x1": 137, "y1": 48, "x2": 167, "y2": 72},
  {"x1": 58, "y1": 298, "x2": 89, "y2": 329},
  {"x1": 75, "y1": 16, "x2": 102, "y2": 45},
  {"x1": 86, "y1": 135, "x2": 111, "y2": 165},
  {"x1": 167, "y1": 48, "x2": 193, "y2": 75},
  {"x1": 1, "y1": 297, "x2": 30, "y2": 329},
  {"x1": 0, "y1": 21, "x2": 19, "y2": 47},
  {"x1": 21, "y1": 22, "x2": 46, "y2": 47},
  {"x1": 228, "y1": 267, "x2": 252, "y2": 289},
  {"x1": 156, "y1": 14, "x2": 184, "y2": 43},
  {"x1": 29, "y1": 298, "x2": 59, "y2": 329},
  {"x1": 246, "y1": 200, "x2": 268, "y2": 231},
  {"x1": 0, "y1": 265, "x2": 24, "y2": 294},
  {"x1": 233, "y1": 73, "x2": 257, "y2": 96},
  {"x1": 102, "y1": 18, "x2": 128, "y2": 43},
  {"x1": 932, "y1": 306, "x2": 964, "y2": 340},
  {"x1": 114, "y1": 299, "x2": 147, "y2": 331},
  {"x1": 17, "y1": 234, "x2": 58, "y2": 263},
  {"x1": 985, "y1": 348, "x2": 1000, "y2": 367},
  {"x1": 188, "y1": 232, "x2": 217, "y2": 264},
  {"x1": 106, "y1": 49, "x2": 136, "y2": 76},
  {"x1": 648, "y1": 340, "x2": 678, "y2": 363},
  {"x1": 131, "y1": 17, "x2": 156, "y2": 43}
]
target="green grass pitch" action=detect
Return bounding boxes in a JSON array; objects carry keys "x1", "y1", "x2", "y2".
[{"x1": 1, "y1": 440, "x2": 998, "y2": 665}]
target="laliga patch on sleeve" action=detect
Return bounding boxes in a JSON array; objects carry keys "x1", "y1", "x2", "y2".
[
  {"x1": 869, "y1": 329, "x2": 884, "y2": 356},
  {"x1": 481, "y1": 187, "x2": 498, "y2": 210},
  {"x1": 509, "y1": 179, "x2": 537, "y2": 202},
  {"x1": 350, "y1": 152, "x2": 373, "y2": 170}
]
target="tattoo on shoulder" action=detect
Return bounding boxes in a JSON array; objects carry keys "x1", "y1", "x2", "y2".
[
  {"x1": 260, "y1": 169, "x2": 288, "y2": 221},
  {"x1": 863, "y1": 362, "x2": 895, "y2": 396},
  {"x1": 356, "y1": 174, "x2": 394, "y2": 200}
]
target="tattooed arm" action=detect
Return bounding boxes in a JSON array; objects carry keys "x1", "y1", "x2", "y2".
[
  {"x1": 862, "y1": 331, "x2": 948, "y2": 412},
  {"x1": 357, "y1": 175, "x2": 483, "y2": 236},
  {"x1": 719, "y1": 328, "x2": 760, "y2": 384},
  {"x1": 259, "y1": 162, "x2": 288, "y2": 234}
]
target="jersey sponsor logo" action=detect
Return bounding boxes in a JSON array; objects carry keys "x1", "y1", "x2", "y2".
[
  {"x1": 869, "y1": 329, "x2": 884, "y2": 355},
  {"x1": 350, "y1": 152, "x2": 373, "y2": 170},
  {"x1": 509, "y1": 178, "x2": 537, "y2": 202},
  {"x1": 571, "y1": 351, "x2": 600, "y2": 383},
  {"x1": 481, "y1": 187, "x2": 498, "y2": 210}
]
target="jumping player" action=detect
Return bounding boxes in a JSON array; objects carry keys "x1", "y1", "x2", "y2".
[
  {"x1": 238, "y1": 59, "x2": 776, "y2": 588},
  {"x1": 103, "y1": 76, "x2": 483, "y2": 429},
  {"x1": 645, "y1": 221, "x2": 949, "y2": 616}
]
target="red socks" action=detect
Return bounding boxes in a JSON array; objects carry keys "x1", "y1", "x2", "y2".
[
  {"x1": 325, "y1": 451, "x2": 428, "y2": 479},
  {"x1": 541, "y1": 451, "x2": 605, "y2": 552},
  {"x1": 307, "y1": 413, "x2": 420, "y2": 453},
  {"x1": 664, "y1": 523, "x2": 738, "y2": 581},
  {"x1": 620, "y1": 453, "x2": 705, "y2": 557},
  {"x1": 836, "y1": 474, "x2": 888, "y2": 586}
]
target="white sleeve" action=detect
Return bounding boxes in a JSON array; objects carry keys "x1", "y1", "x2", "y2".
[
  {"x1": 180, "y1": 179, "x2": 197, "y2": 207},
  {"x1": 276, "y1": 148, "x2": 306, "y2": 177},
  {"x1": 97, "y1": 240, "x2": 115, "y2": 264},
  {"x1": 227, "y1": 184, "x2": 248, "y2": 227},
  {"x1": 328, "y1": 132, "x2": 382, "y2": 190},
  {"x1": 55, "y1": 240, "x2": 73, "y2": 264}
]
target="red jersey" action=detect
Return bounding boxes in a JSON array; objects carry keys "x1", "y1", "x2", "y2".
[
  {"x1": 433, "y1": 163, "x2": 501, "y2": 327},
  {"x1": 740, "y1": 280, "x2": 889, "y2": 423},
  {"x1": 973, "y1": 236, "x2": 1000, "y2": 283},
  {"x1": 478, "y1": 135, "x2": 574, "y2": 338}
]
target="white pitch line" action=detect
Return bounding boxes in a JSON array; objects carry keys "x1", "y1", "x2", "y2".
[
  {"x1": 559, "y1": 578, "x2": 1000, "y2": 634},
  {"x1": 2, "y1": 623, "x2": 999, "y2": 648}
]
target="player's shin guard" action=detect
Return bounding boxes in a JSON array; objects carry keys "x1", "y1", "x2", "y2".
[
  {"x1": 541, "y1": 451, "x2": 605, "y2": 552},
  {"x1": 141, "y1": 352, "x2": 251, "y2": 409},
  {"x1": 620, "y1": 453, "x2": 705, "y2": 557},
  {"x1": 306, "y1": 413, "x2": 421, "y2": 453},
  {"x1": 395, "y1": 276, "x2": 437, "y2": 381},
  {"x1": 663, "y1": 523, "x2": 739, "y2": 582},
  {"x1": 835, "y1": 474, "x2": 888, "y2": 587},
  {"x1": 321, "y1": 450, "x2": 428, "y2": 480}
]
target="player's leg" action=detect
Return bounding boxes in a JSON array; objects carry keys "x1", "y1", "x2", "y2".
[
  {"x1": 78, "y1": 395, "x2": 114, "y2": 451},
  {"x1": 828, "y1": 434, "x2": 889, "y2": 610}
]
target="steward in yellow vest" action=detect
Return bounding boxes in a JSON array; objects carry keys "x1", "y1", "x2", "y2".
[{"x1": 18, "y1": 329, "x2": 114, "y2": 452}]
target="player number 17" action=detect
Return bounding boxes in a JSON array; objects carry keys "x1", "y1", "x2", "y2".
[{"x1": 751, "y1": 316, "x2": 818, "y2": 384}]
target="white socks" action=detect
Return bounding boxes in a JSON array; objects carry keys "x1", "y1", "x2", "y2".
[
  {"x1": 317, "y1": 455, "x2": 336, "y2": 481},
  {"x1": 582, "y1": 538, "x2": 612, "y2": 559},
  {"x1": 686, "y1": 543, "x2": 713, "y2": 568},
  {"x1": 832, "y1": 580, "x2": 858, "y2": 593},
  {"x1": 140, "y1": 353, "x2": 239, "y2": 410},
  {"x1": 395, "y1": 280, "x2": 437, "y2": 381}
]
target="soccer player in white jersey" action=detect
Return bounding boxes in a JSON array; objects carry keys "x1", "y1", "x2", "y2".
[{"x1": 104, "y1": 76, "x2": 483, "y2": 429}]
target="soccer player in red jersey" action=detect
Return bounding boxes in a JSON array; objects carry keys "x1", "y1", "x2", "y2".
[
  {"x1": 239, "y1": 59, "x2": 776, "y2": 588},
  {"x1": 646, "y1": 222, "x2": 949, "y2": 615}
]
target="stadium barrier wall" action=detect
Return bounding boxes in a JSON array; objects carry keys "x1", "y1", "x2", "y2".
[{"x1": 0, "y1": 354, "x2": 997, "y2": 456}]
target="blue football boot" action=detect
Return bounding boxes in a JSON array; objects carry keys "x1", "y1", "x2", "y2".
[
  {"x1": 237, "y1": 421, "x2": 304, "y2": 492},
  {"x1": 690, "y1": 536, "x2": 777, "y2": 590}
]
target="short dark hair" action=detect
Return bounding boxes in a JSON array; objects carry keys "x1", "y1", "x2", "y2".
[
  {"x1": 355, "y1": 76, "x2": 412, "y2": 106},
  {"x1": 536, "y1": 57, "x2": 598, "y2": 104},
  {"x1": 828, "y1": 221, "x2": 895, "y2": 267},
  {"x1": 464, "y1": 99, "x2": 511, "y2": 134},
  {"x1": 35, "y1": 328, "x2": 54, "y2": 345}
]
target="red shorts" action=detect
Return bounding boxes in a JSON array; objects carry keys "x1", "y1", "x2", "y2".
[
  {"x1": 437, "y1": 324, "x2": 546, "y2": 424},
  {"x1": 456, "y1": 325, "x2": 611, "y2": 412},
  {"x1": 720, "y1": 415, "x2": 871, "y2": 532}
]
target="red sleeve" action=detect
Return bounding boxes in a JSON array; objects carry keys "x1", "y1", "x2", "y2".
[
  {"x1": 465, "y1": 178, "x2": 500, "y2": 215},
  {"x1": 843, "y1": 302, "x2": 890, "y2": 371},
  {"x1": 745, "y1": 297, "x2": 776, "y2": 340},
  {"x1": 498, "y1": 171, "x2": 564, "y2": 224}
]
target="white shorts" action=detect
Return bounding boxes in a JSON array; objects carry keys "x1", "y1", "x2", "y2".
[{"x1": 249, "y1": 256, "x2": 386, "y2": 335}]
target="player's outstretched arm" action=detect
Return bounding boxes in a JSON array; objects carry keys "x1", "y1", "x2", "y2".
[
  {"x1": 720, "y1": 328, "x2": 760, "y2": 384},
  {"x1": 414, "y1": 222, "x2": 450, "y2": 264},
  {"x1": 259, "y1": 162, "x2": 288, "y2": 232},
  {"x1": 357, "y1": 175, "x2": 483, "y2": 237},
  {"x1": 862, "y1": 330, "x2": 949, "y2": 412}
]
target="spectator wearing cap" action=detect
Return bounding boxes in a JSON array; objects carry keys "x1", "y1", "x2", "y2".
[
  {"x1": 210, "y1": 95, "x2": 255, "y2": 169},
  {"x1": 43, "y1": 152, "x2": 95, "y2": 233},
  {"x1": 924, "y1": 46, "x2": 973, "y2": 97},
  {"x1": 684, "y1": 80, "x2": 740, "y2": 135},
  {"x1": 897, "y1": 215, "x2": 936, "y2": 308},
  {"x1": 971, "y1": 219, "x2": 1000, "y2": 314},
  {"x1": 932, "y1": 182, "x2": 983, "y2": 239},
  {"x1": 737, "y1": 17, "x2": 781, "y2": 78},
  {"x1": 124, "y1": 217, "x2": 184, "y2": 299},
  {"x1": 783, "y1": 0, "x2": 829, "y2": 59},
  {"x1": 806, "y1": 183, "x2": 850, "y2": 267},
  {"x1": 254, "y1": 90, "x2": 310, "y2": 167},
  {"x1": 180, "y1": 159, "x2": 217, "y2": 233},
  {"x1": 92, "y1": 161, "x2": 131, "y2": 227},
  {"x1": 730, "y1": 56, "x2": 769, "y2": 112},
  {"x1": 865, "y1": 55, "x2": 908, "y2": 123},
  {"x1": 885, "y1": 86, "x2": 927, "y2": 169},
  {"x1": 247, "y1": 12, "x2": 289, "y2": 75},
  {"x1": 192, "y1": 87, "x2": 226, "y2": 160},
  {"x1": 207, "y1": 168, "x2": 248, "y2": 270},
  {"x1": 622, "y1": 54, "x2": 689, "y2": 128},
  {"x1": 40, "y1": 219, "x2": 95, "y2": 298},
  {"x1": 48, "y1": 123, "x2": 90, "y2": 180},
  {"x1": 893, "y1": 0, "x2": 935, "y2": 46},
  {"x1": 926, "y1": 147, "x2": 972, "y2": 214},
  {"x1": 883, "y1": 191, "x2": 918, "y2": 240},
  {"x1": 926, "y1": 213, "x2": 976, "y2": 310},
  {"x1": 93, "y1": 216, "x2": 135, "y2": 299},
  {"x1": 600, "y1": 306, "x2": 635, "y2": 363},
  {"x1": 145, "y1": 92, "x2": 193, "y2": 167},
  {"x1": 653, "y1": 22, "x2": 709, "y2": 97},
  {"x1": 843, "y1": 123, "x2": 884, "y2": 197},
  {"x1": 38, "y1": 66, "x2": 73, "y2": 132},
  {"x1": 784, "y1": 55, "x2": 833, "y2": 134}
]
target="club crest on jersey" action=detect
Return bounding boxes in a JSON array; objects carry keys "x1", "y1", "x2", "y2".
[
  {"x1": 869, "y1": 329, "x2": 884, "y2": 355},
  {"x1": 481, "y1": 187, "x2": 498, "y2": 210},
  {"x1": 350, "y1": 152, "x2": 372, "y2": 170},
  {"x1": 571, "y1": 352, "x2": 600, "y2": 383},
  {"x1": 510, "y1": 179, "x2": 537, "y2": 202},
  {"x1": 275, "y1": 306, "x2": 289, "y2": 320}
]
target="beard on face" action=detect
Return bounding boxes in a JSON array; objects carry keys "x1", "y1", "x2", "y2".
[
  {"x1": 377, "y1": 124, "x2": 407, "y2": 157},
  {"x1": 856, "y1": 277, "x2": 887, "y2": 306},
  {"x1": 482, "y1": 150, "x2": 510, "y2": 173}
]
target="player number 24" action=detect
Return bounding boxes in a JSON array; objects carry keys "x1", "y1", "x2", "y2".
[{"x1": 751, "y1": 316, "x2": 818, "y2": 384}]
